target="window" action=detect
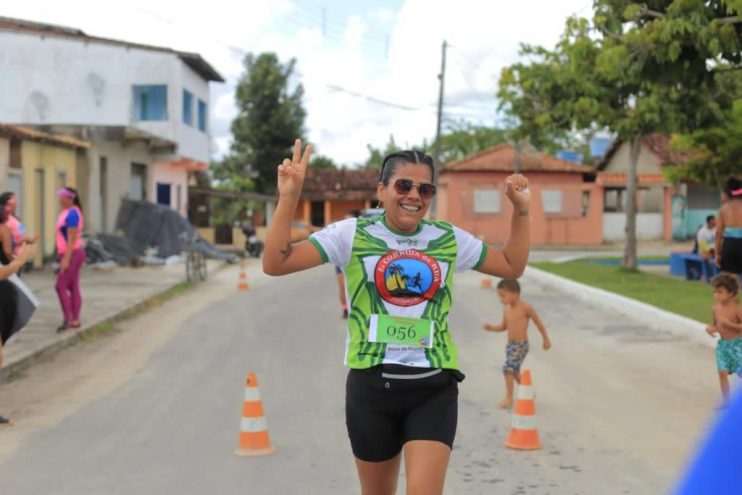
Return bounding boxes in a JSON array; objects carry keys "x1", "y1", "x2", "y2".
[
  {"x1": 132, "y1": 85, "x2": 168, "y2": 121},
  {"x1": 473, "y1": 189, "x2": 500, "y2": 214},
  {"x1": 182, "y1": 90, "x2": 193, "y2": 126},
  {"x1": 604, "y1": 188, "x2": 625, "y2": 212},
  {"x1": 197, "y1": 99, "x2": 207, "y2": 132},
  {"x1": 541, "y1": 190, "x2": 563, "y2": 214}
]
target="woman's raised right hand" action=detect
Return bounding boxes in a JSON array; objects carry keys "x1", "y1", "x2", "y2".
[{"x1": 277, "y1": 139, "x2": 313, "y2": 198}]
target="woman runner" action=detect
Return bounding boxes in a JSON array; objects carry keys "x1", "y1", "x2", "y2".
[{"x1": 263, "y1": 139, "x2": 530, "y2": 495}]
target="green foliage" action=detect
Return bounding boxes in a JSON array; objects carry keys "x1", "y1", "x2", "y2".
[
  {"x1": 669, "y1": 97, "x2": 742, "y2": 187},
  {"x1": 310, "y1": 155, "x2": 339, "y2": 169},
  {"x1": 362, "y1": 124, "x2": 510, "y2": 169},
  {"x1": 230, "y1": 52, "x2": 306, "y2": 193},
  {"x1": 437, "y1": 122, "x2": 509, "y2": 163},
  {"x1": 362, "y1": 135, "x2": 400, "y2": 169}
]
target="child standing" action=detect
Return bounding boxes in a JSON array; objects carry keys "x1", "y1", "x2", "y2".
[
  {"x1": 483, "y1": 279, "x2": 551, "y2": 409},
  {"x1": 706, "y1": 273, "x2": 742, "y2": 407}
]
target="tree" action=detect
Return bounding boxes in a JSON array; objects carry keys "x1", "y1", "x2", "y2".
[
  {"x1": 230, "y1": 52, "x2": 306, "y2": 193},
  {"x1": 310, "y1": 155, "x2": 339, "y2": 169},
  {"x1": 499, "y1": 1, "x2": 742, "y2": 269},
  {"x1": 437, "y1": 122, "x2": 509, "y2": 163},
  {"x1": 208, "y1": 155, "x2": 257, "y2": 226},
  {"x1": 670, "y1": 95, "x2": 742, "y2": 188}
]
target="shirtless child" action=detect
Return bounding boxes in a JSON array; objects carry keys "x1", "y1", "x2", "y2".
[
  {"x1": 706, "y1": 273, "x2": 742, "y2": 408},
  {"x1": 483, "y1": 279, "x2": 551, "y2": 409}
]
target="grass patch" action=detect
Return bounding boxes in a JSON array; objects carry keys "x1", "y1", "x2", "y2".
[
  {"x1": 587, "y1": 255, "x2": 670, "y2": 263},
  {"x1": 531, "y1": 261, "x2": 712, "y2": 323}
]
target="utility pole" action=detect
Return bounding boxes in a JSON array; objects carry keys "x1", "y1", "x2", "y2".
[{"x1": 431, "y1": 39, "x2": 447, "y2": 217}]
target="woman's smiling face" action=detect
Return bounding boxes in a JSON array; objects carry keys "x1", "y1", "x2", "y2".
[{"x1": 377, "y1": 162, "x2": 434, "y2": 234}]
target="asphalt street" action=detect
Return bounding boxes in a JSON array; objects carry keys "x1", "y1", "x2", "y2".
[{"x1": 0, "y1": 263, "x2": 722, "y2": 494}]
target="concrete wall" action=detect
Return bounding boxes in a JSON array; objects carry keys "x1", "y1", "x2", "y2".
[
  {"x1": 604, "y1": 142, "x2": 663, "y2": 174},
  {"x1": 603, "y1": 212, "x2": 664, "y2": 241},
  {"x1": 87, "y1": 140, "x2": 167, "y2": 233},
  {"x1": 438, "y1": 171, "x2": 604, "y2": 245},
  {"x1": 0, "y1": 30, "x2": 212, "y2": 163},
  {"x1": 19, "y1": 141, "x2": 78, "y2": 265}
]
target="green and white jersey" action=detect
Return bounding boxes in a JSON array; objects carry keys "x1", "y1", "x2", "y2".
[{"x1": 309, "y1": 215, "x2": 487, "y2": 370}]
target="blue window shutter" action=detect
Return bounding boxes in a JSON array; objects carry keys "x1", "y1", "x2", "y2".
[
  {"x1": 198, "y1": 99, "x2": 207, "y2": 132},
  {"x1": 133, "y1": 85, "x2": 168, "y2": 121},
  {"x1": 183, "y1": 90, "x2": 193, "y2": 125}
]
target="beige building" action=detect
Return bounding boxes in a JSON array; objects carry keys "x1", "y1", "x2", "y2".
[{"x1": 0, "y1": 125, "x2": 89, "y2": 266}]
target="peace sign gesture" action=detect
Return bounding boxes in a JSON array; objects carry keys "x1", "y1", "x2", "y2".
[{"x1": 278, "y1": 139, "x2": 313, "y2": 198}]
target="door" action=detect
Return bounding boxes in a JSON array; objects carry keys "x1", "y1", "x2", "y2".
[
  {"x1": 130, "y1": 163, "x2": 147, "y2": 201},
  {"x1": 156, "y1": 182, "x2": 172, "y2": 207}
]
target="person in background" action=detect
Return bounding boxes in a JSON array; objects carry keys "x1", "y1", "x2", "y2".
[
  {"x1": 705, "y1": 274, "x2": 742, "y2": 408},
  {"x1": 697, "y1": 215, "x2": 717, "y2": 282},
  {"x1": 0, "y1": 192, "x2": 29, "y2": 256},
  {"x1": 483, "y1": 279, "x2": 552, "y2": 409},
  {"x1": 716, "y1": 177, "x2": 742, "y2": 277},
  {"x1": 0, "y1": 242, "x2": 36, "y2": 427},
  {"x1": 0, "y1": 202, "x2": 14, "y2": 266},
  {"x1": 55, "y1": 187, "x2": 85, "y2": 333}
]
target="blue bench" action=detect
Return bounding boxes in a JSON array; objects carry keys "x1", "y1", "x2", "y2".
[{"x1": 669, "y1": 252, "x2": 718, "y2": 281}]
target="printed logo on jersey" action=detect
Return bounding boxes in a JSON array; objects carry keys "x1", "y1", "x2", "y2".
[{"x1": 374, "y1": 249, "x2": 441, "y2": 307}]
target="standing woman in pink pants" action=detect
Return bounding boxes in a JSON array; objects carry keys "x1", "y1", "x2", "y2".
[{"x1": 55, "y1": 187, "x2": 85, "y2": 333}]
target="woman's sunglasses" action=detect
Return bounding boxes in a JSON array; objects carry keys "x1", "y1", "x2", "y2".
[{"x1": 393, "y1": 178, "x2": 437, "y2": 199}]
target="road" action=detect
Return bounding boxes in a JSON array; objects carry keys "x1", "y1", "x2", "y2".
[{"x1": 0, "y1": 262, "x2": 722, "y2": 494}]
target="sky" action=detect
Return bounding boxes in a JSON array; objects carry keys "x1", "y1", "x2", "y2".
[{"x1": 2, "y1": 0, "x2": 593, "y2": 166}]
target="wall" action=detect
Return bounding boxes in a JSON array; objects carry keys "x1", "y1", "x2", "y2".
[
  {"x1": 604, "y1": 142, "x2": 663, "y2": 173},
  {"x1": 151, "y1": 161, "x2": 188, "y2": 216},
  {"x1": 0, "y1": 30, "x2": 212, "y2": 163},
  {"x1": 438, "y1": 171, "x2": 604, "y2": 245},
  {"x1": 20, "y1": 141, "x2": 77, "y2": 265},
  {"x1": 176, "y1": 64, "x2": 211, "y2": 162},
  {"x1": 603, "y1": 212, "x2": 663, "y2": 241},
  {"x1": 88, "y1": 140, "x2": 166, "y2": 232}
]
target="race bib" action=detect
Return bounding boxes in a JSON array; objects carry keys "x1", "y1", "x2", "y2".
[{"x1": 368, "y1": 314, "x2": 435, "y2": 348}]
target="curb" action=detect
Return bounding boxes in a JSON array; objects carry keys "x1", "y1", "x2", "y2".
[
  {"x1": 523, "y1": 265, "x2": 714, "y2": 349},
  {"x1": 1, "y1": 260, "x2": 231, "y2": 380}
]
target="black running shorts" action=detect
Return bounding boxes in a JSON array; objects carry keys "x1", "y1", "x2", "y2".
[
  {"x1": 345, "y1": 365, "x2": 463, "y2": 462},
  {"x1": 721, "y1": 237, "x2": 742, "y2": 274}
]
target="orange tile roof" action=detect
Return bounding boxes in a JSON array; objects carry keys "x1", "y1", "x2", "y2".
[
  {"x1": 597, "y1": 172, "x2": 669, "y2": 186},
  {"x1": 0, "y1": 124, "x2": 89, "y2": 149},
  {"x1": 442, "y1": 144, "x2": 596, "y2": 174}
]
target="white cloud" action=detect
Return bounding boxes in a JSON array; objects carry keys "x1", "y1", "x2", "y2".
[{"x1": 3, "y1": 0, "x2": 589, "y2": 166}]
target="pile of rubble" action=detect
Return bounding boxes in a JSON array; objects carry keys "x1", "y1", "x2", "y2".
[{"x1": 85, "y1": 200, "x2": 238, "y2": 267}]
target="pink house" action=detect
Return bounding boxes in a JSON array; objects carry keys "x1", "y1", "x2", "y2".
[{"x1": 437, "y1": 145, "x2": 605, "y2": 246}]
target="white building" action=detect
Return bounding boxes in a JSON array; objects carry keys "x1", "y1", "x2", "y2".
[{"x1": 0, "y1": 17, "x2": 224, "y2": 233}]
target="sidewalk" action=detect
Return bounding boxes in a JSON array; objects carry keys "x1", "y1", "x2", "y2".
[{"x1": 2, "y1": 260, "x2": 228, "y2": 376}]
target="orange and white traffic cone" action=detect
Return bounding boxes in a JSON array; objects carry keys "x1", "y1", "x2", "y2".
[
  {"x1": 237, "y1": 262, "x2": 250, "y2": 291},
  {"x1": 235, "y1": 372, "x2": 275, "y2": 456},
  {"x1": 504, "y1": 369, "x2": 542, "y2": 450}
]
